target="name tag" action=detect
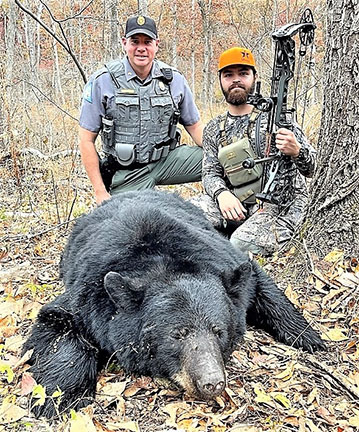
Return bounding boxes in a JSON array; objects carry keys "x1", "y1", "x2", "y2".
[{"x1": 120, "y1": 88, "x2": 136, "y2": 94}]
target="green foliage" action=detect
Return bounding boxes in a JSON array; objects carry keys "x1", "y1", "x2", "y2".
[
  {"x1": 32, "y1": 384, "x2": 46, "y2": 407},
  {"x1": 72, "y1": 203, "x2": 88, "y2": 218},
  {"x1": 0, "y1": 363, "x2": 14, "y2": 383},
  {"x1": 23, "y1": 283, "x2": 51, "y2": 298},
  {"x1": 0, "y1": 208, "x2": 7, "y2": 221}
]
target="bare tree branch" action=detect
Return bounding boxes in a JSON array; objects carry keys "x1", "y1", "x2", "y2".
[
  {"x1": 54, "y1": 0, "x2": 95, "y2": 23},
  {"x1": 14, "y1": 0, "x2": 87, "y2": 83}
]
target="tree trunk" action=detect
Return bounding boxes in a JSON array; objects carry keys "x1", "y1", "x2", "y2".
[
  {"x1": 51, "y1": 22, "x2": 65, "y2": 105},
  {"x1": 305, "y1": 0, "x2": 359, "y2": 257},
  {"x1": 197, "y1": 0, "x2": 213, "y2": 108},
  {"x1": 138, "y1": 0, "x2": 148, "y2": 15},
  {"x1": 170, "y1": 1, "x2": 178, "y2": 68},
  {"x1": 110, "y1": 3, "x2": 120, "y2": 60},
  {"x1": 191, "y1": 0, "x2": 196, "y2": 98},
  {"x1": 5, "y1": 0, "x2": 17, "y2": 84}
]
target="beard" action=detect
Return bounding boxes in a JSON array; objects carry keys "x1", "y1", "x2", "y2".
[{"x1": 222, "y1": 82, "x2": 255, "y2": 106}]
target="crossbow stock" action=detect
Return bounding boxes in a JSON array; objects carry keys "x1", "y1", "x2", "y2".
[{"x1": 246, "y1": 8, "x2": 316, "y2": 209}]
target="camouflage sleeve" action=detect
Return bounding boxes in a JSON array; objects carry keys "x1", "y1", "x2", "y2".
[
  {"x1": 202, "y1": 119, "x2": 229, "y2": 200},
  {"x1": 292, "y1": 123, "x2": 317, "y2": 177}
]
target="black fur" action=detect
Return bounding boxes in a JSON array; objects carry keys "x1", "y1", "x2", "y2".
[{"x1": 23, "y1": 190, "x2": 325, "y2": 418}]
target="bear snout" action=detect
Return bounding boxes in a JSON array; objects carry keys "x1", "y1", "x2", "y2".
[
  {"x1": 174, "y1": 332, "x2": 226, "y2": 400},
  {"x1": 195, "y1": 372, "x2": 226, "y2": 399}
]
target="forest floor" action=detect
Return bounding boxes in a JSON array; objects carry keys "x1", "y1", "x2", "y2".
[{"x1": 0, "y1": 153, "x2": 358, "y2": 432}]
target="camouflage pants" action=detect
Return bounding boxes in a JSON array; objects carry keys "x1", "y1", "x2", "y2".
[{"x1": 191, "y1": 193, "x2": 307, "y2": 256}]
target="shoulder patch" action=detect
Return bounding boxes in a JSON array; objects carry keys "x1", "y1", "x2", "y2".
[{"x1": 83, "y1": 81, "x2": 93, "y2": 103}]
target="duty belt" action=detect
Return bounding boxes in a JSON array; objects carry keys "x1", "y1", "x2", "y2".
[{"x1": 149, "y1": 139, "x2": 177, "y2": 163}]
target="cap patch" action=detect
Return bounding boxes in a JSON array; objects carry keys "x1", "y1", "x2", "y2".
[{"x1": 137, "y1": 16, "x2": 145, "y2": 25}]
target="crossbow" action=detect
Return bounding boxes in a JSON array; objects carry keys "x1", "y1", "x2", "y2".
[{"x1": 246, "y1": 8, "x2": 316, "y2": 209}]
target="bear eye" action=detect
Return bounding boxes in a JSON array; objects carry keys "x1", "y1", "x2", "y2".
[
  {"x1": 212, "y1": 325, "x2": 223, "y2": 337},
  {"x1": 171, "y1": 327, "x2": 190, "y2": 340}
]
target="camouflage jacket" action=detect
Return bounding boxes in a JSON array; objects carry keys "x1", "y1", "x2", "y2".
[{"x1": 202, "y1": 110, "x2": 316, "y2": 209}]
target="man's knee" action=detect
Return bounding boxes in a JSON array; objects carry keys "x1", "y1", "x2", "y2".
[
  {"x1": 230, "y1": 228, "x2": 278, "y2": 256},
  {"x1": 190, "y1": 193, "x2": 224, "y2": 228}
]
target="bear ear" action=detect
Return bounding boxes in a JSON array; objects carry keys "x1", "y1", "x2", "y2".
[
  {"x1": 104, "y1": 271, "x2": 144, "y2": 311},
  {"x1": 221, "y1": 262, "x2": 252, "y2": 299}
]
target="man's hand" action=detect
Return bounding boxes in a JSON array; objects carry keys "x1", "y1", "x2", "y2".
[
  {"x1": 95, "y1": 190, "x2": 111, "y2": 206},
  {"x1": 217, "y1": 190, "x2": 247, "y2": 221},
  {"x1": 276, "y1": 128, "x2": 300, "y2": 157}
]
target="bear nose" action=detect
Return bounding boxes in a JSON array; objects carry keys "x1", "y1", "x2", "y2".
[{"x1": 198, "y1": 377, "x2": 225, "y2": 398}]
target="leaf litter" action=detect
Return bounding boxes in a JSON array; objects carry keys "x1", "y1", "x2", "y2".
[{"x1": 0, "y1": 159, "x2": 358, "y2": 431}]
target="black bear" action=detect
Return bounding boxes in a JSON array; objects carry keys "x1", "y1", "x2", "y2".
[{"x1": 23, "y1": 190, "x2": 324, "y2": 418}]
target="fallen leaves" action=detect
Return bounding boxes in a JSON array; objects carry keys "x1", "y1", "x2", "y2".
[
  {"x1": 348, "y1": 409, "x2": 359, "y2": 427},
  {"x1": 0, "y1": 400, "x2": 27, "y2": 424},
  {"x1": 0, "y1": 361, "x2": 14, "y2": 383},
  {"x1": 70, "y1": 410, "x2": 97, "y2": 432},
  {"x1": 1, "y1": 175, "x2": 358, "y2": 432},
  {"x1": 322, "y1": 328, "x2": 348, "y2": 342}
]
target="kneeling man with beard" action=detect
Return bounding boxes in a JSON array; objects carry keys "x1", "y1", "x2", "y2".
[{"x1": 192, "y1": 47, "x2": 316, "y2": 256}]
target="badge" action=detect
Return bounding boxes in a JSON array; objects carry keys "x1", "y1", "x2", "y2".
[
  {"x1": 227, "y1": 151, "x2": 236, "y2": 160},
  {"x1": 120, "y1": 88, "x2": 136, "y2": 94},
  {"x1": 159, "y1": 81, "x2": 166, "y2": 91},
  {"x1": 137, "y1": 16, "x2": 145, "y2": 25},
  {"x1": 83, "y1": 81, "x2": 93, "y2": 103}
]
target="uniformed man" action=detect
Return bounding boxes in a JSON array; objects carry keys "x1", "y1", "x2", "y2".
[
  {"x1": 79, "y1": 15, "x2": 203, "y2": 205},
  {"x1": 192, "y1": 47, "x2": 316, "y2": 256}
]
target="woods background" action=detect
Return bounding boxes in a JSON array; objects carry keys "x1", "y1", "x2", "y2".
[{"x1": 1, "y1": 0, "x2": 325, "y2": 212}]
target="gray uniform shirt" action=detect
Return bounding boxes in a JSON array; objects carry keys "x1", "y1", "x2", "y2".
[{"x1": 79, "y1": 57, "x2": 200, "y2": 133}]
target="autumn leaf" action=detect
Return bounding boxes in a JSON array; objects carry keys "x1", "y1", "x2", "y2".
[
  {"x1": 0, "y1": 301, "x2": 16, "y2": 318},
  {"x1": 4, "y1": 334, "x2": 24, "y2": 353},
  {"x1": 52, "y1": 388, "x2": 63, "y2": 398},
  {"x1": 322, "y1": 328, "x2": 348, "y2": 341},
  {"x1": 271, "y1": 392, "x2": 291, "y2": 409},
  {"x1": 0, "y1": 362, "x2": 14, "y2": 383},
  {"x1": 213, "y1": 427, "x2": 226, "y2": 432},
  {"x1": 349, "y1": 414, "x2": 359, "y2": 427},
  {"x1": 317, "y1": 406, "x2": 336, "y2": 424},
  {"x1": 0, "y1": 402, "x2": 27, "y2": 423},
  {"x1": 322, "y1": 287, "x2": 348, "y2": 305},
  {"x1": 306, "y1": 419, "x2": 322, "y2": 432},
  {"x1": 178, "y1": 418, "x2": 197, "y2": 430},
  {"x1": 275, "y1": 361, "x2": 295, "y2": 381},
  {"x1": 100, "y1": 380, "x2": 127, "y2": 397},
  {"x1": 123, "y1": 376, "x2": 153, "y2": 397},
  {"x1": 20, "y1": 372, "x2": 37, "y2": 395},
  {"x1": 324, "y1": 249, "x2": 344, "y2": 263},
  {"x1": 162, "y1": 402, "x2": 188, "y2": 427},
  {"x1": 69, "y1": 410, "x2": 96, "y2": 432},
  {"x1": 284, "y1": 284, "x2": 300, "y2": 306},
  {"x1": 32, "y1": 384, "x2": 46, "y2": 406},
  {"x1": 253, "y1": 386, "x2": 272, "y2": 404},
  {"x1": 348, "y1": 371, "x2": 359, "y2": 386},
  {"x1": 335, "y1": 271, "x2": 359, "y2": 288},
  {"x1": 307, "y1": 387, "x2": 318, "y2": 404}
]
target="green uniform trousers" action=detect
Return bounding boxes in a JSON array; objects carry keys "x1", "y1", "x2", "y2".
[{"x1": 110, "y1": 145, "x2": 202, "y2": 194}]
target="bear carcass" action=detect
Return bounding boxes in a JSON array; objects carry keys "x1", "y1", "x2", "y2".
[{"x1": 23, "y1": 190, "x2": 325, "y2": 417}]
